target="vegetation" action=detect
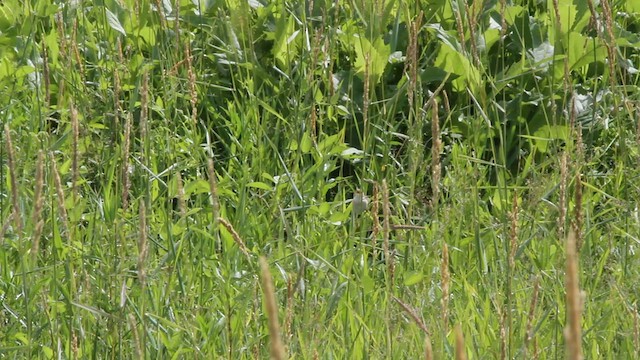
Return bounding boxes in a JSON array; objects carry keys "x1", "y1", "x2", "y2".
[{"x1": 1, "y1": 0, "x2": 639, "y2": 358}]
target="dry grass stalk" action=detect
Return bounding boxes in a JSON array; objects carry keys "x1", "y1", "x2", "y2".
[
  {"x1": 70, "y1": 103, "x2": 80, "y2": 205},
  {"x1": 42, "y1": 43, "x2": 51, "y2": 107},
  {"x1": 393, "y1": 296, "x2": 431, "y2": 336},
  {"x1": 31, "y1": 151, "x2": 46, "y2": 261},
  {"x1": 455, "y1": 324, "x2": 467, "y2": 360},
  {"x1": 464, "y1": 2, "x2": 480, "y2": 66},
  {"x1": 442, "y1": 90, "x2": 451, "y2": 120},
  {"x1": 371, "y1": 183, "x2": 380, "y2": 259},
  {"x1": 392, "y1": 295, "x2": 433, "y2": 359},
  {"x1": 71, "y1": 329, "x2": 78, "y2": 360},
  {"x1": 153, "y1": 0, "x2": 167, "y2": 28},
  {"x1": 250, "y1": 283, "x2": 260, "y2": 357},
  {"x1": 0, "y1": 213, "x2": 14, "y2": 246},
  {"x1": 55, "y1": 12, "x2": 66, "y2": 100},
  {"x1": 424, "y1": 336, "x2": 433, "y2": 360},
  {"x1": 185, "y1": 42, "x2": 198, "y2": 127},
  {"x1": 175, "y1": 171, "x2": 187, "y2": 219},
  {"x1": 600, "y1": 0, "x2": 617, "y2": 93},
  {"x1": 114, "y1": 59, "x2": 121, "y2": 123},
  {"x1": 559, "y1": 152, "x2": 568, "y2": 238},
  {"x1": 217, "y1": 217, "x2": 250, "y2": 258},
  {"x1": 441, "y1": 242, "x2": 450, "y2": 334},
  {"x1": 499, "y1": 0, "x2": 507, "y2": 38},
  {"x1": 128, "y1": 314, "x2": 142, "y2": 359},
  {"x1": 382, "y1": 180, "x2": 394, "y2": 286},
  {"x1": 636, "y1": 104, "x2": 640, "y2": 149},
  {"x1": 307, "y1": 0, "x2": 315, "y2": 23},
  {"x1": 71, "y1": 18, "x2": 84, "y2": 79},
  {"x1": 4, "y1": 124, "x2": 22, "y2": 233},
  {"x1": 634, "y1": 303, "x2": 639, "y2": 356},
  {"x1": 405, "y1": 11, "x2": 423, "y2": 108},
  {"x1": 509, "y1": 192, "x2": 518, "y2": 270},
  {"x1": 363, "y1": 53, "x2": 370, "y2": 148},
  {"x1": 55, "y1": 12, "x2": 67, "y2": 62},
  {"x1": 431, "y1": 98, "x2": 441, "y2": 208},
  {"x1": 140, "y1": 71, "x2": 149, "y2": 160},
  {"x1": 310, "y1": 104, "x2": 317, "y2": 145},
  {"x1": 138, "y1": 200, "x2": 148, "y2": 286},
  {"x1": 259, "y1": 256, "x2": 287, "y2": 360},
  {"x1": 50, "y1": 152, "x2": 69, "y2": 237},
  {"x1": 572, "y1": 174, "x2": 583, "y2": 250},
  {"x1": 564, "y1": 230, "x2": 582, "y2": 360},
  {"x1": 116, "y1": 37, "x2": 124, "y2": 64},
  {"x1": 207, "y1": 158, "x2": 220, "y2": 237},
  {"x1": 524, "y1": 277, "x2": 540, "y2": 359},
  {"x1": 122, "y1": 113, "x2": 132, "y2": 210},
  {"x1": 551, "y1": 0, "x2": 562, "y2": 35},
  {"x1": 498, "y1": 307, "x2": 507, "y2": 360},
  {"x1": 309, "y1": 27, "x2": 321, "y2": 86},
  {"x1": 285, "y1": 275, "x2": 294, "y2": 344},
  {"x1": 173, "y1": 0, "x2": 181, "y2": 53},
  {"x1": 586, "y1": 0, "x2": 599, "y2": 33},
  {"x1": 453, "y1": 4, "x2": 466, "y2": 55}
]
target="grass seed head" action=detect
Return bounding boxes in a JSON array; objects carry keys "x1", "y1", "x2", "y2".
[{"x1": 259, "y1": 256, "x2": 286, "y2": 360}]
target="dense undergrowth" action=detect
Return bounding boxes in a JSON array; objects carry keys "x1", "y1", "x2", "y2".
[{"x1": 1, "y1": 0, "x2": 640, "y2": 358}]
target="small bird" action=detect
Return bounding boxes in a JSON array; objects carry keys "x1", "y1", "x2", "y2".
[{"x1": 352, "y1": 189, "x2": 370, "y2": 215}]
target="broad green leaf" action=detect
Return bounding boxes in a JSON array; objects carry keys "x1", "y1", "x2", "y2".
[
  {"x1": 361, "y1": 273, "x2": 374, "y2": 293},
  {"x1": 105, "y1": 8, "x2": 126, "y2": 36},
  {"x1": 434, "y1": 42, "x2": 480, "y2": 93},
  {"x1": 0, "y1": 1, "x2": 19, "y2": 31},
  {"x1": 547, "y1": 0, "x2": 581, "y2": 36},
  {"x1": 615, "y1": 24, "x2": 640, "y2": 48},
  {"x1": 329, "y1": 210, "x2": 349, "y2": 225},
  {"x1": 503, "y1": 6, "x2": 524, "y2": 25},
  {"x1": 483, "y1": 28, "x2": 501, "y2": 53},
  {"x1": 246, "y1": 181, "x2": 272, "y2": 191},
  {"x1": 318, "y1": 131, "x2": 344, "y2": 155},
  {"x1": 184, "y1": 179, "x2": 211, "y2": 195},
  {"x1": 13, "y1": 332, "x2": 29, "y2": 345},
  {"x1": 300, "y1": 132, "x2": 313, "y2": 153},
  {"x1": 137, "y1": 26, "x2": 156, "y2": 46},
  {"x1": 35, "y1": 1, "x2": 59, "y2": 17},
  {"x1": 325, "y1": 281, "x2": 347, "y2": 321},
  {"x1": 353, "y1": 35, "x2": 390, "y2": 83},
  {"x1": 628, "y1": 0, "x2": 640, "y2": 13},
  {"x1": 0, "y1": 57, "x2": 15, "y2": 80},
  {"x1": 44, "y1": 30, "x2": 59, "y2": 66},
  {"x1": 567, "y1": 31, "x2": 588, "y2": 71},
  {"x1": 521, "y1": 124, "x2": 570, "y2": 153},
  {"x1": 403, "y1": 271, "x2": 423, "y2": 286},
  {"x1": 426, "y1": 23, "x2": 460, "y2": 52},
  {"x1": 272, "y1": 12, "x2": 297, "y2": 68},
  {"x1": 340, "y1": 147, "x2": 364, "y2": 159},
  {"x1": 571, "y1": 38, "x2": 607, "y2": 71},
  {"x1": 70, "y1": 301, "x2": 111, "y2": 318},
  {"x1": 318, "y1": 202, "x2": 331, "y2": 216},
  {"x1": 420, "y1": 66, "x2": 451, "y2": 84}
]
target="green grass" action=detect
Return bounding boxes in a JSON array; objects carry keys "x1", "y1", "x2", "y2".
[{"x1": 1, "y1": 0, "x2": 640, "y2": 358}]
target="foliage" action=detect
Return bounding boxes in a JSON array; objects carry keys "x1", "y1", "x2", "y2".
[{"x1": 1, "y1": 0, "x2": 640, "y2": 358}]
